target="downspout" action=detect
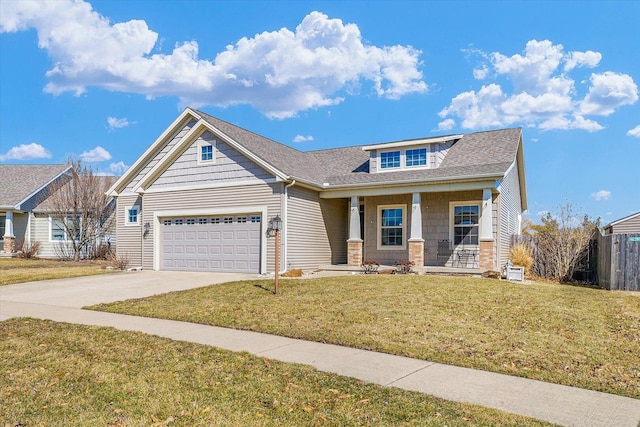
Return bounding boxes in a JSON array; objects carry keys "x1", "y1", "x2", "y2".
[{"x1": 282, "y1": 179, "x2": 296, "y2": 273}]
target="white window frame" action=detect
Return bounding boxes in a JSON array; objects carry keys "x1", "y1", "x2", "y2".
[
  {"x1": 405, "y1": 147, "x2": 428, "y2": 168},
  {"x1": 197, "y1": 139, "x2": 216, "y2": 165},
  {"x1": 49, "y1": 216, "x2": 81, "y2": 243},
  {"x1": 125, "y1": 205, "x2": 140, "y2": 227},
  {"x1": 449, "y1": 201, "x2": 481, "y2": 248},
  {"x1": 377, "y1": 204, "x2": 406, "y2": 250},
  {"x1": 378, "y1": 150, "x2": 401, "y2": 170}
]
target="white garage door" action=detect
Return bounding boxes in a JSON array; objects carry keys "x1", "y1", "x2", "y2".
[{"x1": 161, "y1": 214, "x2": 261, "y2": 273}]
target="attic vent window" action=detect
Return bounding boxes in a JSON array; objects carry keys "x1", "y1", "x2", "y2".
[{"x1": 197, "y1": 139, "x2": 216, "y2": 165}]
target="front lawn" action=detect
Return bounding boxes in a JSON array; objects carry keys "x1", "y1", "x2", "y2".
[
  {"x1": 90, "y1": 275, "x2": 640, "y2": 399},
  {"x1": 0, "y1": 258, "x2": 115, "y2": 286},
  {"x1": 0, "y1": 318, "x2": 552, "y2": 426}
]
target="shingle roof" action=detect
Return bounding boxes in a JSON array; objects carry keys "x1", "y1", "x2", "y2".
[
  {"x1": 195, "y1": 109, "x2": 521, "y2": 188},
  {"x1": 0, "y1": 164, "x2": 70, "y2": 208},
  {"x1": 32, "y1": 175, "x2": 118, "y2": 212}
]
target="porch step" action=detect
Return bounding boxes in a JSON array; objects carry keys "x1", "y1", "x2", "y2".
[{"x1": 317, "y1": 264, "x2": 485, "y2": 276}]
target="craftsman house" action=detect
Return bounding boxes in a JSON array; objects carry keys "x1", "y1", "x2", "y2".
[
  {"x1": 108, "y1": 108, "x2": 527, "y2": 273},
  {"x1": 0, "y1": 164, "x2": 115, "y2": 259}
]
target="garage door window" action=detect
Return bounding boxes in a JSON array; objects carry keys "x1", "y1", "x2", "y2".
[
  {"x1": 223, "y1": 217, "x2": 233, "y2": 224},
  {"x1": 251, "y1": 215, "x2": 261, "y2": 223},
  {"x1": 174, "y1": 219, "x2": 183, "y2": 225}
]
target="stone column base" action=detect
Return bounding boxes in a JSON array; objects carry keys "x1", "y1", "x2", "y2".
[
  {"x1": 347, "y1": 239, "x2": 363, "y2": 266},
  {"x1": 3, "y1": 236, "x2": 16, "y2": 254},
  {"x1": 408, "y1": 239, "x2": 425, "y2": 267},
  {"x1": 479, "y1": 240, "x2": 494, "y2": 270}
]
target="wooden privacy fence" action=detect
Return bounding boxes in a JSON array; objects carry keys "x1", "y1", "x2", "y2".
[{"x1": 596, "y1": 233, "x2": 640, "y2": 291}]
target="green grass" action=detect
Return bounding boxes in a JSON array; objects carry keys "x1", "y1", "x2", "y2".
[
  {"x1": 0, "y1": 258, "x2": 115, "y2": 286},
  {"x1": 90, "y1": 275, "x2": 640, "y2": 399},
  {"x1": 0, "y1": 318, "x2": 554, "y2": 426}
]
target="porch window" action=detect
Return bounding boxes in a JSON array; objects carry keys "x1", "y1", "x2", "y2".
[
  {"x1": 378, "y1": 205, "x2": 406, "y2": 249},
  {"x1": 380, "y1": 151, "x2": 400, "y2": 169},
  {"x1": 0, "y1": 215, "x2": 5, "y2": 238},
  {"x1": 406, "y1": 148, "x2": 427, "y2": 167},
  {"x1": 451, "y1": 204, "x2": 479, "y2": 246}
]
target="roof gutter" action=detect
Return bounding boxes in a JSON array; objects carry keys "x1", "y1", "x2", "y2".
[{"x1": 319, "y1": 171, "x2": 506, "y2": 191}]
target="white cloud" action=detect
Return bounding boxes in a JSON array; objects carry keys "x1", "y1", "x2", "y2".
[
  {"x1": 0, "y1": 143, "x2": 52, "y2": 161},
  {"x1": 1, "y1": 3, "x2": 427, "y2": 118},
  {"x1": 109, "y1": 161, "x2": 129, "y2": 174},
  {"x1": 293, "y1": 135, "x2": 314, "y2": 143},
  {"x1": 106, "y1": 116, "x2": 131, "y2": 131},
  {"x1": 80, "y1": 146, "x2": 111, "y2": 162},
  {"x1": 439, "y1": 39, "x2": 637, "y2": 131},
  {"x1": 437, "y1": 118, "x2": 455, "y2": 131},
  {"x1": 579, "y1": 72, "x2": 638, "y2": 116},
  {"x1": 627, "y1": 125, "x2": 640, "y2": 138},
  {"x1": 591, "y1": 190, "x2": 611, "y2": 201}
]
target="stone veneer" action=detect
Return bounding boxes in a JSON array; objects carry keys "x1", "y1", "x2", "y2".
[
  {"x1": 3, "y1": 236, "x2": 16, "y2": 254},
  {"x1": 347, "y1": 240, "x2": 363, "y2": 266},
  {"x1": 479, "y1": 240, "x2": 494, "y2": 270},
  {"x1": 408, "y1": 240, "x2": 425, "y2": 267}
]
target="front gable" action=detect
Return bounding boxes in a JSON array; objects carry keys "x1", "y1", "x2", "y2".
[{"x1": 147, "y1": 130, "x2": 275, "y2": 191}]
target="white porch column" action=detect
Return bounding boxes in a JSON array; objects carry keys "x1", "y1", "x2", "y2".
[
  {"x1": 3, "y1": 210, "x2": 16, "y2": 253},
  {"x1": 348, "y1": 196, "x2": 361, "y2": 241},
  {"x1": 347, "y1": 196, "x2": 363, "y2": 266},
  {"x1": 480, "y1": 189, "x2": 493, "y2": 241},
  {"x1": 479, "y1": 188, "x2": 494, "y2": 270},
  {"x1": 3, "y1": 211, "x2": 14, "y2": 238},
  {"x1": 408, "y1": 192, "x2": 425, "y2": 267},
  {"x1": 409, "y1": 193, "x2": 423, "y2": 240}
]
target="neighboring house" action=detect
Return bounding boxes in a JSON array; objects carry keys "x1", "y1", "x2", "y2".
[
  {"x1": 604, "y1": 211, "x2": 640, "y2": 234},
  {"x1": 109, "y1": 108, "x2": 527, "y2": 274},
  {"x1": 0, "y1": 164, "x2": 71, "y2": 257},
  {"x1": 0, "y1": 164, "x2": 116, "y2": 258}
]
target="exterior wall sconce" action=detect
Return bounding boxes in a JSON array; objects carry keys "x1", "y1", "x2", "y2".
[{"x1": 143, "y1": 222, "x2": 150, "y2": 238}]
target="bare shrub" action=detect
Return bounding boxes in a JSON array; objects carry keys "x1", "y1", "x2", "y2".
[
  {"x1": 111, "y1": 252, "x2": 130, "y2": 271},
  {"x1": 16, "y1": 239, "x2": 41, "y2": 258},
  {"x1": 281, "y1": 269, "x2": 303, "y2": 277},
  {"x1": 509, "y1": 243, "x2": 534, "y2": 278}
]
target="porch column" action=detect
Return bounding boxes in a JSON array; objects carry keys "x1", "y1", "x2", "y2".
[
  {"x1": 347, "y1": 196, "x2": 363, "y2": 266},
  {"x1": 3, "y1": 210, "x2": 16, "y2": 253},
  {"x1": 479, "y1": 188, "x2": 494, "y2": 270},
  {"x1": 408, "y1": 192, "x2": 424, "y2": 267}
]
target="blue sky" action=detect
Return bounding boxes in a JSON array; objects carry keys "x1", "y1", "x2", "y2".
[{"x1": 1, "y1": 0, "x2": 638, "y2": 224}]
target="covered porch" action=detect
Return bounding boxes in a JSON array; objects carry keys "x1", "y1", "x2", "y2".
[{"x1": 327, "y1": 186, "x2": 498, "y2": 272}]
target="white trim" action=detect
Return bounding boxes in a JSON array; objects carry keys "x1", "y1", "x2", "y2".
[
  {"x1": 152, "y1": 205, "x2": 268, "y2": 274},
  {"x1": 125, "y1": 205, "x2": 140, "y2": 227},
  {"x1": 363, "y1": 134, "x2": 462, "y2": 151},
  {"x1": 107, "y1": 108, "x2": 201, "y2": 196},
  {"x1": 15, "y1": 165, "x2": 73, "y2": 210},
  {"x1": 449, "y1": 201, "x2": 481, "y2": 248},
  {"x1": 320, "y1": 179, "x2": 499, "y2": 199},
  {"x1": 197, "y1": 138, "x2": 216, "y2": 166},
  {"x1": 377, "y1": 204, "x2": 407, "y2": 250},
  {"x1": 141, "y1": 177, "x2": 278, "y2": 194}
]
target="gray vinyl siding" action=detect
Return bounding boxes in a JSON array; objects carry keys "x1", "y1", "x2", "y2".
[
  {"x1": 496, "y1": 163, "x2": 523, "y2": 268},
  {"x1": 608, "y1": 215, "x2": 640, "y2": 234},
  {"x1": 124, "y1": 120, "x2": 197, "y2": 193},
  {"x1": 115, "y1": 195, "x2": 143, "y2": 266},
  {"x1": 140, "y1": 183, "x2": 282, "y2": 270},
  {"x1": 432, "y1": 140, "x2": 454, "y2": 168},
  {"x1": 286, "y1": 186, "x2": 347, "y2": 269},
  {"x1": 31, "y1": 213, "x2": 71, "y2": 259},
  {"x1": 152, "y1": 131, "x2": 272, "y2": 189}
]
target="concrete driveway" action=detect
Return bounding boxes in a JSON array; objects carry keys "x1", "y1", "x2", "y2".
[{"x1": 0, "y1": 270, "x2": 254, "y2": 313}]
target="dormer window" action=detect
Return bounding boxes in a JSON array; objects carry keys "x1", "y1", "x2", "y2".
[
  {"x1": 406, "y1": 148, "x2": 427, "y2": 167},
  {"x1": 380, "y1": 151, "x2": 401, "y2": 169}
]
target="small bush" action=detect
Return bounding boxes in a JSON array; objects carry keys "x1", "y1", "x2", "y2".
[
  {"x1": 17, "y1": 239, "x2": 41, "y2": 259},
  {"x1": 509, "y1": 243, "x2": 534, "y2": 277},
  {"x1": 111, "y1": 251, "x2": 130, "y2": 271}
]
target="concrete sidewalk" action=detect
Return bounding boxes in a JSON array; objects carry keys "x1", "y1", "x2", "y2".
[{"x1": 1, "y1": 273, "x2": 639, "y2": 427}]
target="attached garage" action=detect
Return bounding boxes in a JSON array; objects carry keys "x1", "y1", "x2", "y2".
[{"x1": 160, "y1": 214, "x2": 262, "y2": 273}]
